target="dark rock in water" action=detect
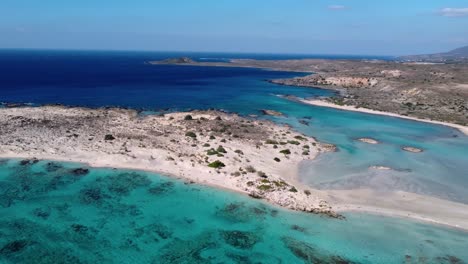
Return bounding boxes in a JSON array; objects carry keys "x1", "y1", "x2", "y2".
[
  {"x1": 226, "y1": 252, "x2": 283, "y2": 264},
  {"x1": 216, "y1": 202, "x2": 271, "y2": 223},
  {"x1": 434, "y1": 255, "x2": 464, "y2": 264},
  {"x1": 32, "y1": 207, "x2": 51, "y2": 219},
  {"x1": 157, "y1": 233, "x2": 217, "y2": 264},
  {"x1": 80, "y1": 187, "x2": 105, "y2": 204},
  {"x1": 220, "y1": 230, "x2": 261, "y2": 249},
  {"x1": 45, "y1": 162, "x2": 63, "y2": 172},
  {"x1": 71, "y1": 168, "x2": 90, "y2": 176},
  {"x1": 299, "y1": 119, "x2": 310, "y2": 126},
  {"x1": 282, "y1": 236, "x2": 357, "y2": 264},
  {"x1": 106, "y1": 172, "x2": 151, "y2": 195},
  {"x1": 71, "y1": 224, "x2": 89, "y2": 233},
  {"x1": 148, "y1": 181, "x2": 175, "y2": 195},
  {"x1": 0, "y1": 240, "x2": 29, "y2": 255},
  {"x1": 19, "y1": 158, "x2": 39, "y2": 166},
  {"x1": 104, "y1": 134, "x2": 115, "y2": 141},
  {"x1": 291, "y1": 225, "x2": 307, "y2": 233}
]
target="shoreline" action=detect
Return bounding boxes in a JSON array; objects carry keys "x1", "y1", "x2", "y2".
[
  {"x1": 2, "y1": 153, "x2": 467, "y2": 232},
  {"x1": 0, "y1": 106, "x2": 339, "y2": 218},
  {"x1": 301, "y1": 99, "x2": 468, "y2": 136},
  {"x1": 1, "y1": 106, "x2": 468, "y2": 230}
]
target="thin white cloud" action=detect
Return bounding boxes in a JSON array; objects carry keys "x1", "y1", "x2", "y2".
[
  {"x1": 438, "y1": 8, "x2": 468, "y2": 17},
  {"x1": 328, "y1": 5, "x2": 346, "y2": 10}
]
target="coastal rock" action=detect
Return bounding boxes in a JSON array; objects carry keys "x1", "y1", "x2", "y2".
[
  {"x1": 357, "y1": 138, "x2": 379, "y2": 144},
  {"x1": 402, "y1": 146, "x2": 424, "y2": 153},
  {"x1": 320, "y1": 143, "x2": 338, "y2": 152},
  {"x1": 369, "y1": 165, "x2": 392, "y2": 170},
  {"x1": 260, "y1": 109, "x2": 284, "y2": 117},
  {"x1": 159, "y1": 57, "x2": 195, "y2": 64}
]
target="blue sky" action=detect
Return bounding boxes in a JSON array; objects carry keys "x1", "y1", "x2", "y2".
[{"x1": 0, "y1": 0, "x2": 467, "y2": 55}]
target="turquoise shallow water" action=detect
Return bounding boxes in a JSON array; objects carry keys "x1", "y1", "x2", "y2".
[
  {"x1": 256, "y1": 97, "x2": 468, "y2": 204},
  {"x1": 0, "y1": 159, "x2": 467, "y2": 263},
  {"x1": 1, "y1": 50, "x2": 468, "y2": 263}
]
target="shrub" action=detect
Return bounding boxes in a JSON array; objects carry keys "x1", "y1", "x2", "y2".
[
  {"x1": 235, "y1": 150, "x2": 244, "y2": 155},
  {"x1": 184, "y1": 115, "x2": 193, "y2": 120},
  {"x1": 265, "y1": 139, "x2": 279, "y2": 145},
  {"x1": 220, "y1": 139, "x2": 226, "y2": 143},
  {"x1": 208, "y1": 160, "x2": 225, "y2": 169},
  {"x1": 303, "y1": 145, "x2": 310, "y2": 149},
  {"x1": 294, "y1": 135, "x2": 306, "y2": 141},
  {"x1": 257, "y1": 185, "x2": 272, "y2": 191},
  {"x1": 203, "y1": 143, "x2": 210, "y2": 147},
  {"x1": 274, "y1": 157, "x2": 281, "y2": 162},
  {"x1": 206, "y1": 149, "x2": 218, "y2": 156},
  {"x1": 287, "y1": 140, "x2": 300, "y2": 145},
  {"x1": 104, "y1": 134, "x2": 115, "y2": 141},
  {"x1": 257, "y1": 171, "x2": 267, "y2": 178},
  {"x1": 209, "y1": 135, "x2": 216, "y2": 140},
  {"x1": 217, "y1": 145, "x2": 227, "y2": 153},
  {"x1": 289, "y1": 187, "x2": 298, "y2": 193},
  {"x1": 280, "y1": 149, "x2": 291, "y2": 155},
  {"x1": 302, "y1": 151, "x2": 309, "y2": 155},
  {"x1": 185, "y1": 131, "x2": 197, "y2": 138},
  {"x1": 304, "y1": 190, "x2": 311, "y2": 196},
  {"x1": 245, "y1": 166, "x2": 256, "y2": 173}
]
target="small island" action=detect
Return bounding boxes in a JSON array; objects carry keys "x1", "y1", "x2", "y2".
[{"x1": 0, "y1": 106, "x2": 339, "y2": 217}]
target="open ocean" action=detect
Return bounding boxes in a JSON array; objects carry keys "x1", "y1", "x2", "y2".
[{"x1": 0, "y1": 50, "x2": 467, "y2": 263}]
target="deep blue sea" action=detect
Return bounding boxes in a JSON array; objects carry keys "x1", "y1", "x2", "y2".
[{"x1": 0, "y1": 50, "x2": 467, "y2": 263}]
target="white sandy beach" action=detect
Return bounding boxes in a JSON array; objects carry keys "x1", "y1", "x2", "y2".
[
  {"x1": 301, "y1": 99, "x2": 468, "y2": 136},
  {"x1": 0, "y1": 106, "x2": 337, "y2": 217},
  {"x1": 1, "y1": 106, "x2": 467, "y2": 230}
]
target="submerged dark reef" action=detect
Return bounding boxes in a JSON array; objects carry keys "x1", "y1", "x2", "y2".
[{"x1": 0, "y1": 159, "x2": 466, "y2": 263}]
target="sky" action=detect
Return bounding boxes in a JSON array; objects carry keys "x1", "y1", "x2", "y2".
[{"x1": 0, "y1": 0, "x2": 467, "y2": 55}]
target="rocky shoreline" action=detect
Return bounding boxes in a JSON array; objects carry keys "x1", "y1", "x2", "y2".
[
  {"x1": 153, "y1": 58, "x2": 468, "y2": 126},
  {"x1": 0, "y1": 106, "x2": 342, "y2": 218}
]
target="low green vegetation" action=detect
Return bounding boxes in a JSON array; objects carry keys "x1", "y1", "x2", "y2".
[
  {"x1": 185, "y1": 131, "x2": 197, "y2": 138},
  {"x1": 280, "y1": 149, "x2": 291, "y2": 155},
  {"x1": 294, "y1": 135, "x2": 306, "y2": 141},
  {"x1": 265, "y1": 139, "x2": 279, "y2": 145},
  {"x1": 216, "y1": 145, "x2": 227, "y2": 153},
  {"x1": 208, "y1": 160, "x2": 225, "y2": 169},
  {"x1": 206, "y1": 149, "x2": 218, "y2": 155},
  {"x1": 257, "y1": 184, "x2": 272, "y2": 191}
]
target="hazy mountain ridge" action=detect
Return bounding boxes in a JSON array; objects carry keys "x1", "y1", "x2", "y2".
[{"x1": 399, "y1": 46, "x2": 468, "y2": 63}]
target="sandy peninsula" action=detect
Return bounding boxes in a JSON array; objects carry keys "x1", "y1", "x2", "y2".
[
  {"x1": 0, "y1": 106, "x2": 339, "y2": 217},
  {"x1": 301, "y1": 99, "x2": 468, "y2": 136},
  {"x1": 2, "y1": 106, "x2": 468, "y2": 230}
]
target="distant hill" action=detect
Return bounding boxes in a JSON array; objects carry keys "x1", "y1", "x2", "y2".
[{"x1": 399, "y1": 46, "x2": 468, "y2": 63}]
